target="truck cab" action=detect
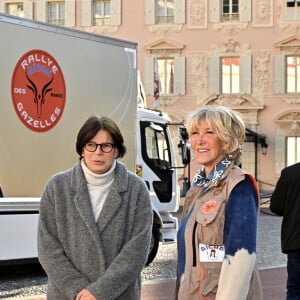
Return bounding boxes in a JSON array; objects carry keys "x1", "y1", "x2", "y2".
[{"x1": 136, "y1": 108, "x2": 180, "y2": 264}]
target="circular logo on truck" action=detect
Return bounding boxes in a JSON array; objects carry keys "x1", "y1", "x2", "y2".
[{"x1": 11, "y1": 49, "x2": 66, "y2": 132}]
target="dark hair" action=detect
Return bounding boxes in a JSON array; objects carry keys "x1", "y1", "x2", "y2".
[{"x1": 76, "y1": 116, "x2": 126, "y2": 159}]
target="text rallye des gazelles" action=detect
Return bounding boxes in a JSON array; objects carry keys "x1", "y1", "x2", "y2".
[{"x1": 0, "y1": 14, "x2": 190, "y2": 265}]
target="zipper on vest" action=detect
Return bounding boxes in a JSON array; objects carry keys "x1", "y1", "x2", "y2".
[{"x1": 192, "y1": 221, "x2": 197, "y2": 266}]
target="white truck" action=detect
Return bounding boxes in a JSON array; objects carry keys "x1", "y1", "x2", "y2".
[{"x1": 0, "y1": 14, "x2": 190, "y2": 265}]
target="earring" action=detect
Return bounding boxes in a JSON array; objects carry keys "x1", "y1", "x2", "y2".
[{"x1": 226, "y1": 150, "x2": 233, "y2": 159}]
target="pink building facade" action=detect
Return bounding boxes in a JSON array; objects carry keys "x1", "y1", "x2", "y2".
[{"x1": 2, "y1": 0, "x2": 300, "y2": 192}]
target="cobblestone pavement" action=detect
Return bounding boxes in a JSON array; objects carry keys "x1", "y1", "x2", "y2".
[{"x1": 0, "y1": 209, "x2": 286, "y2": 299}]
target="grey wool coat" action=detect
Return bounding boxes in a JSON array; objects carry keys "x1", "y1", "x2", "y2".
[{"x1": 38, "y1": 160, "x2": 152, "y2": 300}]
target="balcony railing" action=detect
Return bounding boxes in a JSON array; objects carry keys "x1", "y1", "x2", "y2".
[
  {"x1": 94, "y1": 17, "x2": 111, "y2": 26},
  {"x1": 222, "y1": 13, "x2": 239, "y2": 22}
]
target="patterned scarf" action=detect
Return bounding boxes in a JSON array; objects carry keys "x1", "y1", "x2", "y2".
[{"x1": 192, "y1": 158, "x2": 233, "y2": 192}]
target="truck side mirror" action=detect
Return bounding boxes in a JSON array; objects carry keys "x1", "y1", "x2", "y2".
[
  {"x1": 179, "y1": 126, "x2": 189, "y2": 142},
  {"x1": 178, "y1": 126, "x2": 190, "y2": 166},
  {"x1": 178, "y1": 140, "x2": 191, "y2": 166}
]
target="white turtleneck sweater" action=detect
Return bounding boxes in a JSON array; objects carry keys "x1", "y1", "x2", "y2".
[{"x1": 81, "y1": 159, "x2": 116, "y2": 221}]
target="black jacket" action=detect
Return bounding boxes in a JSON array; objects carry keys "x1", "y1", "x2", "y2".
[{"x1": 270, "y1": 162, "x2": 300, "y2": 253}]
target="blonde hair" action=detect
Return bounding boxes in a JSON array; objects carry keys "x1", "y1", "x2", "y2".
[{"x1": 187, "y1": 106, "x2": 245, "y2": 164}]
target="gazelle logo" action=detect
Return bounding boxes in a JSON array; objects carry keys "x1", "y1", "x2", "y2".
[{"x1": 11, "y1": 49, "x2": 66, "y2": 132}]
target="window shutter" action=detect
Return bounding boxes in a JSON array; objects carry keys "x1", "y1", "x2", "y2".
[
  {"x1": 208, "y1": 55, "x2": 220, "y2": 94},
  {"x1": 144, "y1": 57, "x2": 154, "y2": 96},
  {"x1": 273, "y1": 55, "x2": 285, "y2": 94},
  {"x1": 240, "y1": 54, "x2": 251, "y2": 94},
  {"x1": 144, "y1": 0, "x2": 155, "y2": 25},
  {"x1": 111, "y1": 0, "x2": 121, "y2": 25},
  {"x1": 274, "y1": 136, "x2": 286, "y2": 176},
  {"x1": 239, "y1": 0, "x2": 251, "y2": 22},
  {"x1": 35, "y1": 0, "x2": 46, "y2": 22},
  {"x1": 285, "y1": 7, "x2": 294, "y2": 21},
  {"x1": 208, "y1": 0, "x2": 221, "y2": 23},
  {"x1": 174, "y1": 56, "x2": 186, "y2": 95},
  {"x1": 175, "y1": 0, "x2": 185, "y2": 24},
  {"x1": 65, "y1": 0, "x2": 75, "y2": 27},
  {"x1": 24, "y1": 1, "x2": 33, "y2": 19},
  {"x1": 81, "y1": 1, "x2": 92, "y2": 26}
]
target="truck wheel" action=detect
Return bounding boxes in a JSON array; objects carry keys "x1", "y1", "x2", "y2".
[{"x1": 146, "y1": 224, "x2": 160, "y2": 265}]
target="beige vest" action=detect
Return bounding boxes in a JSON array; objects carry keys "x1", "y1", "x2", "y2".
[{"x1": 176, "y1": 166, "x2": 263, "y2": 300}]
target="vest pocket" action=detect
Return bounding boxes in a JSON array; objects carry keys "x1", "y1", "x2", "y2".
[
  {"x1": 201, "y1": 262, "x2": 222, "y2": 296},
  {"x1": 195, "y1": 197, "x2": 226, "y2": 245}
]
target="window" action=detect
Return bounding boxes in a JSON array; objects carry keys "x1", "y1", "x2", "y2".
[
  {"x1": 145, "y1": 0, "x2": 185, "y2": 25},
  {"x1": 93, "y1": 0, "x2": 111, "y2": 26},
  {"x1": 144, "y1": 55, "x2": 185, "y2": 96},
  {"x1": 157, "y1": 58, "x2": 174, "y2": 95},
  {"x1": 287, "y1": 136, "x2": 300, "y2": 166},
  {"x1": 156, "y1": 0, "x2": 174, "y2": 24},
  {"x1": 221, "y1": 57, "x2": 240, "y2": 94},
  {"x1": 286, "y1": 0, "x2": 300, "y2": 20},
  {"x1": 287, "y1": 0, "x2": 300, "y2": 7},
  {"x1": 209, "y1": 55, "x2": 250, "y2": 95},
  {"x1": 6, "y1": 3, "x2": 24, "y2": 17},
  {"x1": 287, "y1": 56, "x2": 300, "y2": 93},
  {"x1": 48, "y1": 2, "x2": 65, "y2": 26},
  {"x1": 209, "y1": 0, "x2": 251, "y2": 23},
  {"x1": 222, "y1": 0, "x2": 239, "y2": 22}
]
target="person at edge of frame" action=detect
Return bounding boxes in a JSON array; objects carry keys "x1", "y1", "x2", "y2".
[{"x1": 270, "y1": 162, "x2": 300, "y2": 300}]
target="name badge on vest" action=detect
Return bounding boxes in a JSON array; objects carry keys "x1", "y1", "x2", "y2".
[{"x1": 199, "y1": 244, "x2": 225, "y2": 262}]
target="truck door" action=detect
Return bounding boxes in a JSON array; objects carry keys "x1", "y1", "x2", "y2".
[{"x1": 139, "y1": 121, "x2": 174, "y2": 203}]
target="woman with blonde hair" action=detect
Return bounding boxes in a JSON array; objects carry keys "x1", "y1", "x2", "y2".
[{"x1": 175, "y1": 106, "x2": 263, "y2": 300}]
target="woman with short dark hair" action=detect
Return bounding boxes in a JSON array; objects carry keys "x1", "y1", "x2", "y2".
[{"x1": 38, "y1": 115, "x2": 152, "y2": 300}]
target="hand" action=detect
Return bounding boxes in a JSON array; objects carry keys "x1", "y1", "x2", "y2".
[{"x1": 75, "y1": 288, "x2": 97, "y2": 300}]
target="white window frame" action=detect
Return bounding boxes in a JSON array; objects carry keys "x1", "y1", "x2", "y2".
[
  {"x1": 144, "y1": 0, "x2": 185, "y2": 25},
  {"x1": 6, "y1": 2, "x2": 24, "y2": 17},
  {"x1": 286, "y1": 55, "x2": 300, "y2": 93},
  {"x1": 208, "y1": 54, "x2": 251, "y2": 95},
  {"x1": 93, "y1": 0, "x2": 111, "y2": 26},
  {"x1": 81, "y1": 0, "x2": 120, "y2": 27},
  {"x1": 0, "y1": 1, "x2": 33, "y2": 18},
  {"x1": 36, "y1": 0, "x2": 75, "y2": 27},
  {"x1": 209, "y1": 0, "x2": 251, "y2": 23},
  {"x1": 274, "y1": 55, "x2": 300, "y2": 94},
  {"x1": 47, "y1": 1, "x2": 65, "y2": 26},
  {"x1": 286, "y1": 136, "x2": 300, "y2": 166},
  {"x1": 221, "y1": 56, "x2": 240, "y2": 94},
  {"x1": 157, "y1": 58, "x2": 175, "y2": 95},
  {"x1": 222, "y1": 0, "x2": 239, "y2": 22},
  {"x1": 286, "y1": 0, "x2": 300, "y2": 20},
  {"x1": 144, "y1": 56, "x2": 185, "y2": 96},
  {"x1": 156, "y1": 0, "x2": 174, "y2": 24}
]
